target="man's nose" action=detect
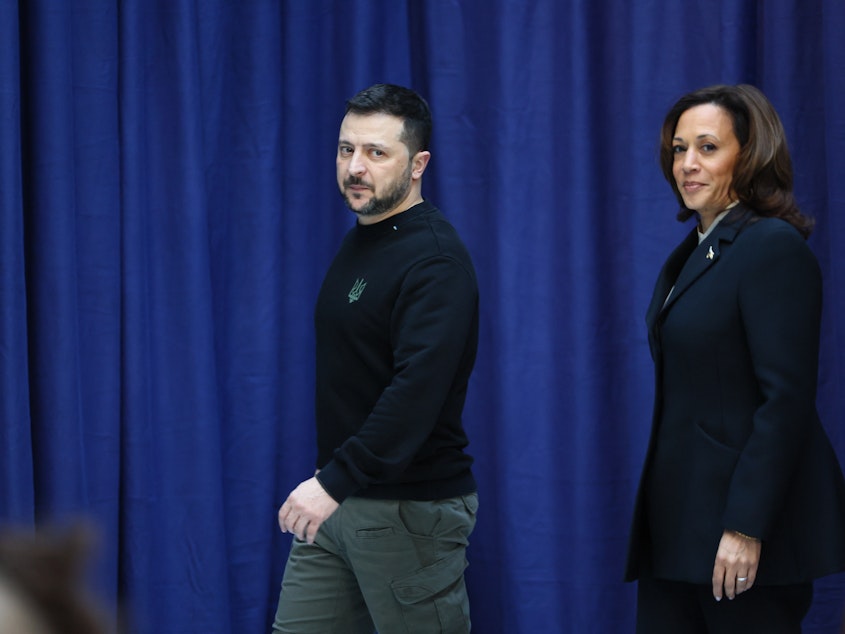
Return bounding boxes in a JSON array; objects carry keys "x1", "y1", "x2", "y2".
[{"x1": 348, "y1": 150, "x2": 366, "y2": 175}]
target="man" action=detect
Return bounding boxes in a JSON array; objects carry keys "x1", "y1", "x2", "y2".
[{"x1": 273, "y1": 84, "x2": 479, "y2": 633}]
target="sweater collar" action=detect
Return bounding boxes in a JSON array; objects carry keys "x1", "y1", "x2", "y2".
[{"x1": 353, "y1": 200, "x2": 435, "y2": 240}]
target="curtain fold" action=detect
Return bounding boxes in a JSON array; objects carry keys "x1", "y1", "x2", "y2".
[
  {"x1": 2, "y1": 1, "x2": 844, "y2": 632},
  {"x1": 1, "y1": 0, "x2": 34, "y2": 523}
]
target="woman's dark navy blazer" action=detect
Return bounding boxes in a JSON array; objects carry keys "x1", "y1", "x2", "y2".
[{"x1": 626, "y1": 206, "x2": 845, "y2": 585}]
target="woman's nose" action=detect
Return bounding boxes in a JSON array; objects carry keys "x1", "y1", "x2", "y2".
[{"x1": 682, "y1": 151, "x2": 699, "y2": 173}]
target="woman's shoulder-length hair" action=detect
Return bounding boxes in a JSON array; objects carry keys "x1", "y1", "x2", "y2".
[{"x1": 659, "y1": 83, "x2": 814, "y2": 238}]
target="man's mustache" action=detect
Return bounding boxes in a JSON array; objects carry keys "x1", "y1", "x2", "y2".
[{"x1": 344, "y1": 176, "x2": 373, "y2": 189}]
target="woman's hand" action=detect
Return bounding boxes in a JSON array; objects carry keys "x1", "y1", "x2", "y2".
[{"x1": 712, "y1": 529, "x2": 762, "y2": 601}]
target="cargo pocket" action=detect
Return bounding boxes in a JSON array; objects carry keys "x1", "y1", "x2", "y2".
[{"x1": 390, "y1": 547, "x2": 470, "y2": 633}]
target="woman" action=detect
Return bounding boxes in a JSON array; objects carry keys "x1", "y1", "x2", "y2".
[{"x1": 625, "y1": 84, "x2": 845, "y2": 633}]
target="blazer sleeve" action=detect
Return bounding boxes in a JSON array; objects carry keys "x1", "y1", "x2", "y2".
[{"x1": 722, "y1": 224, "x2": 823, "y2": 539}]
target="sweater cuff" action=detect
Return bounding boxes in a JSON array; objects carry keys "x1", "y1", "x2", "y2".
[{"x1": 315, "y1": 460, "x2": 359, "y2": 504}]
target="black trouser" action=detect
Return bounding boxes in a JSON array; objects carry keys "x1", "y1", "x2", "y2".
[{"x1": 636, "y1": 577, "x2": 813, "y2": 634}]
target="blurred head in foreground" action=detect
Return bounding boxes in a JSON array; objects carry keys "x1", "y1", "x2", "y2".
[{"x1": 0, "y1": 525, "x2": 108, "y2": 634}]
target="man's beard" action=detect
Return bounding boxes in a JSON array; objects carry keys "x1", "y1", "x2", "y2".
[{"x1": 341, "y1": 163, "x2": 413, "y2": 218}]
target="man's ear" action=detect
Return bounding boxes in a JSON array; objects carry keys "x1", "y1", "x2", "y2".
[{"x1": 411, "y1": 151, "x2": 431, "y2": 180}]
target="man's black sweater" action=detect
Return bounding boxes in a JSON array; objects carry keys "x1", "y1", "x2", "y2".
[{"x1": 314, "y1": 201, "x2": 478, "y2": 504}]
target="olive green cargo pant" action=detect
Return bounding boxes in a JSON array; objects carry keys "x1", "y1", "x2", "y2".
[{"x1": 272, "y1": 493, "x2": 478, "y2": 633}]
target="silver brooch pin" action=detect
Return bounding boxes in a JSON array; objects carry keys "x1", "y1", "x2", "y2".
[{"x1": 706, "y1": 246, "x2": 715, "y2": 260}]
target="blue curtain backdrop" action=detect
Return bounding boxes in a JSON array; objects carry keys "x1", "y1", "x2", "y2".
[{"x1": 2, "y1": 0, "x2": 844, "y2": 632}]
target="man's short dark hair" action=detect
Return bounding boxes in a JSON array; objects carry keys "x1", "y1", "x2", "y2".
[{"x1": 345, "y1": 84, "x2": 432, "y2": 156}]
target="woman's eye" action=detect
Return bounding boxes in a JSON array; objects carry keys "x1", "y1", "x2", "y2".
[
  {"x1": 672, "y1": 145, "x2": 685, "y2": 154},
  {"x1": 701, "y1": 143, "x2": 716, "y2": 152}
]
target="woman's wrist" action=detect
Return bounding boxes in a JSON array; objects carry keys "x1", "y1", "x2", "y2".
[{"x1": 732, "y1": 529, "x2": 760, "y2": 542}]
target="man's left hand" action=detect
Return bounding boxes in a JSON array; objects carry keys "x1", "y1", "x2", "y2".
[{"x1": 278, "y1": 477, "x2": 339, "y2": 544}]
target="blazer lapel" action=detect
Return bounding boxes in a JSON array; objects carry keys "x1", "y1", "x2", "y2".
[
  {"x1": 646, "y1": 208, "x2": 752, "y2": 356},
  {"x1": 645, "y1": 229, "x2": 697, "y2": 333},
  {"x1": 660, "y1": 235, "x2": 719, "y2": 314},
  {"x1": 658, "y1": 214, "x2": 745, "y2": 317}
]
